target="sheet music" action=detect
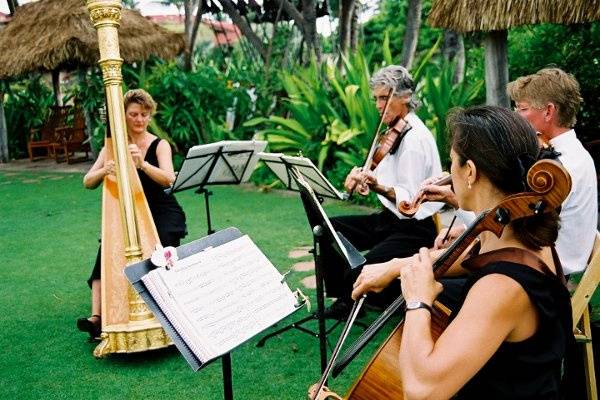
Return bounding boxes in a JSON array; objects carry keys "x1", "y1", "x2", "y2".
[
  {"x1": 142, "y1": 235, "x2": 297, "y2": 363},
  {"x1": 259, "y1": 152, "x2": 345, "y2": 200},
  {"x1": 171, "y1": 140, "x2": 267, "y2": 192}
]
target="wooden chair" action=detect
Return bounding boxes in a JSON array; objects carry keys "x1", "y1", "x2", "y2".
[
  {"x1": 27, "y1": 105, "x2": 71, "y2": 161},
  {"x1": 54, "y1": 107, "x2": 90, "y2": 164},
  {"x1": 571, "y1": 232, "x2": 600, "y2": 400}
]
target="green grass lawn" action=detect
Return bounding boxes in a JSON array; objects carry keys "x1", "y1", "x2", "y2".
[
  {"x1": 1, "y1": 169, "x2": 597, "y2": 399},
  {"x1": 0, "y1": 169, "x2": 396, "y2": 399}
]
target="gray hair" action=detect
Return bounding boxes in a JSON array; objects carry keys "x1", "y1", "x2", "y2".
[{"x1": 370, "y1": 65, "x2": 420, "y2": 110}]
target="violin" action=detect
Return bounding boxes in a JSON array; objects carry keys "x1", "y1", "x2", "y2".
[
  {"x1": 398, "y1": 174, "x2": 452, "y2": 217},
  {"x1": 309, "y1": 159, "x2": 572, "y2": 399},
  {"x1": 348, "y1": 89, "x2": 412, "y2": 197}
]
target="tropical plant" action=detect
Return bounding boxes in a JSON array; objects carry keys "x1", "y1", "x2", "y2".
[
  {"x1": 416, "y1": 61, "x2": 484, "y2": 167},
  {"x1": 245, "y1": 50, "x2": 379, "y2": 171},
  {"x1": 3, "y1": 75, "x2": 54, "y2": 158}
]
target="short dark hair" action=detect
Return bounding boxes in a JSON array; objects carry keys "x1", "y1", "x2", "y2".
[{"x1": 449, "y1": 105, "x2": 559, "y2": 250}]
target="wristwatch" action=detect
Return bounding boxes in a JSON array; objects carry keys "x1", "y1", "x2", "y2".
[{"x1": 405, "y1": 301, "x2": 432, "y2": 313}]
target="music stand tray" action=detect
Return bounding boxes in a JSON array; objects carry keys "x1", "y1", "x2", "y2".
[
  {"x1": 169, "y1": 140, "x2": 267, "y2": 234},
  {"x1": 259, "y1": 152, "x2": 346, "y2": 200}
]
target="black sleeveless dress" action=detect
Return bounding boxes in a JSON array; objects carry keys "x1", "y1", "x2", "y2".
[
  {"x1": 87, "y1": 138, "x2": 187, "y2": 286},
  {"x1": 453, "y1": 249, "x2": 572, "y2": 399}
]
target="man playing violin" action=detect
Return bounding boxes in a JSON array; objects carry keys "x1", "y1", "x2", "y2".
[
  {"x1": 322, "y1": 65, "x2": 443, "y2": 319},
  {"x1": 351, "y1": 67, "x2": 597, "y2": 309}
]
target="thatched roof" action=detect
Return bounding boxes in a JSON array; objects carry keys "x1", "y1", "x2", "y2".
[
  {"x1": 428, "y1": 0, "x2": 600, "y2": 33},
  {"x1": 0, "y1": 0, "x2": 185, "y2": 79}
]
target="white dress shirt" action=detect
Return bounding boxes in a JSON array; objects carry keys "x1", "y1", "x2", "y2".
[
  {"x1": 550, "y1": 130, "x2": 598, "y2": 274},
  {"x1": 374, "y1": 111, "x2": 443, "y2": 220}
]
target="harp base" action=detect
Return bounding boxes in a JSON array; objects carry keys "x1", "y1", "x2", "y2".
[{"x1": 93, "y1": 319, "x2": 172, "y2": 358}]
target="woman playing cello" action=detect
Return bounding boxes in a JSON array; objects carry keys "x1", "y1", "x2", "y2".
[{"x1": 354, "y1": 106, "x2": 572, "y2": 399}]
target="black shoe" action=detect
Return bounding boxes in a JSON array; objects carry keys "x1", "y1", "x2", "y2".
[
  {"x1": 322, "y1": 299, "x2": 365, "y2": 320},
  {"x1": 77, "y1": 315, "x2": 101, "y2": 341}
]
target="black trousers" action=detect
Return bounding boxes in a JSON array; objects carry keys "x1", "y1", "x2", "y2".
[
  {"x1": 87, "y1": 230, "x2": 183, "y2": 288},
  {"x1": 322, "y1": 208, "x2": 437, "y2": 306}
]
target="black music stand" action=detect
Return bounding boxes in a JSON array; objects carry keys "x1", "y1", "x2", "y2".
[
  {"x1": 256, "y1": 162, "x2": 365, "y2": 375},
  {"x1": 125, "y1": 227, "x2": 305, "y2": 400},
  {"x1": 258, "y1": 152, "x2": 346, "y2": 200},
  {"x1": 168, "y1": 141, "x2": 267, "y2": 235}
]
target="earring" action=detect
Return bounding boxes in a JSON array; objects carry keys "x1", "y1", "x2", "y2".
[{"x1": 467, "y1": 181, "x2": 472, "y2": 190}]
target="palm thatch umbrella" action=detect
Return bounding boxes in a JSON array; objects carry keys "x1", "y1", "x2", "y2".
[
  {"x1": 0, "y1": 0, "x2": 185, "y2": 85},
  {"x1": 428, "y1": 0, "x2": 600, "y2": 106},
  {"x1": 0, "y1": 0, "x2": 185, "y2": 163}
]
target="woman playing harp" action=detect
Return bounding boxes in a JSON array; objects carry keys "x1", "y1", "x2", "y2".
[{"x1": 77, "y1": 89, "x2": 186, "y2": 340}]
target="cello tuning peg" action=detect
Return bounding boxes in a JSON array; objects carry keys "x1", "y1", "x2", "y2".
[
  {"x1": 495, "y1": 207, "x2": 511, "y2": 225},
  {"x1": 529, "y1": 200, "x2": 546, "y2": 215}
]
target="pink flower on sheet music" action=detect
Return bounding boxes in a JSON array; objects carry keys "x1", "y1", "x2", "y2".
[{"x1": 150, "y1": 244, "x2": 179, "y2": 270}]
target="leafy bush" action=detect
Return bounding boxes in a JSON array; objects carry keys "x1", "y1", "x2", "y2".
[
  {"x1": 508, "y1": 22, "x2": 600, "y2": 143},
  {"x1": 246, "y1": 51, "x2": 379, "y2": 173},
  {"x1": 3, "y1": 76, "x2": 54, "y2": 159}
]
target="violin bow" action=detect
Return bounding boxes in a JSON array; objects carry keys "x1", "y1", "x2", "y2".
[
  {"x1": 332, "y1": 159, "x2": 571, "y2": 376},
  {"x1": 363, "y1": 87, "x2": 395, "y2": 170},
  {"x1": 346, "y1": 87, "x2": 395, "y2": 199}
]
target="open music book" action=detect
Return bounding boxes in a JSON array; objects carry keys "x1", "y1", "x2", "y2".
[{"x1": 140, "y1": 234, "x2": 299, "y2": 364}]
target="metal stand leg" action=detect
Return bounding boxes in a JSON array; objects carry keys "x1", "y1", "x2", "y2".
[
  {"x1": 313, "y1": 225, "x2": 328, "y2": 376},
  {"x1": 254, "y1": 224, "x2": 372, "y2": 379},
  {"x1": 196, "y1": 187, "x2": 215, "y2": 235},
  {"x1": 222, "y1": 353, "x2": 233, "y2": 400}
]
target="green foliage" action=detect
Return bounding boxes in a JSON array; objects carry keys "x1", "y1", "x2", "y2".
[
  {"x1": 362, "y1": 0, "x2": 441, "y2": 66},
  {"x1": 246, "y1": 51, "x2": 379, "y2": 174},
  {"x1": 508, "y1": 22, "x2": 600, "y2": 142},
  {"x1": 64, "y1": 68, "x2": 107, "y2": 154},
  {"x1": 3, "y1": 76, "x2": 54, "y2": 159},
  {"x1": 145, "y1": 60, "x2": 249, "y2": 151},
  {"x1": 416, "y1": 61, "x2": 484, "y2": 168}
]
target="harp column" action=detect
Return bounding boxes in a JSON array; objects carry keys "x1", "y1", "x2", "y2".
[{"x1": 87, "y1": 0, "x2": 169, "y2": 357}]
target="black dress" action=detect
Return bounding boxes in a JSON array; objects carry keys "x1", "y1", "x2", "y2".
[
  {"x1": 87, "y1": 138, "x2": 187, "y2": 286},
  {"x1": 452, "y1": 249, "x2": 572, "y2": 399}
]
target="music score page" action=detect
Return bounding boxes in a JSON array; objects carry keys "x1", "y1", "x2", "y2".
[{"x1": 142, "y1": 235, "x2": 297, "y2": 362}]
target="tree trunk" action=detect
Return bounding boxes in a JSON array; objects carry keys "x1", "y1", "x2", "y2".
[
  {"x1": 273, "y1": 0, "x2": 320, "y2": 62},
  {"x1": 301, "y1": 0, "x2": 321, "y2": 62},
  {"x1": 350, "y1": 2, "x2": 359, "y2": 51},
  {"x1": 443, "y1": 30, "x2": 465, "y2": 84},
  {"x1": 182, "y1": 0, "x2": 203, "y2": 71},
  {"x1": 399, "y1": 0, "x2": 422, "y2": 70},
  {"x1": 484, "y1": 30, "x2": 510, "y2": 108},
  {"x1": 219, "y1": 0, "x2": 268, "y2": 61},
  {"x1": 0, "y1": 89, "x2": 8, "y2": 163},
  {"x1": 338, "y1": 0, "x2": 356, "y2": 56},
  {"x1": 52, "y1": 69, "x2": 62, "y2": 106}
]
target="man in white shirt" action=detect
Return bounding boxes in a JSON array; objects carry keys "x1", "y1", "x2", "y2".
[
  {"x1": 350, "y1": 68, "x2": 598, "y2": 308},
  {"x1": 322, "y1": 65, "x2": 442, "y2": 318},
  {"x1": 508, "y1": 67, "x2": 597, "y2": 274}
]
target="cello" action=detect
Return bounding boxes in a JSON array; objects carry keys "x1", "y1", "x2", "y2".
[{"x1": 309, "y1": 158, "x2": 571, "y2": 399}]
